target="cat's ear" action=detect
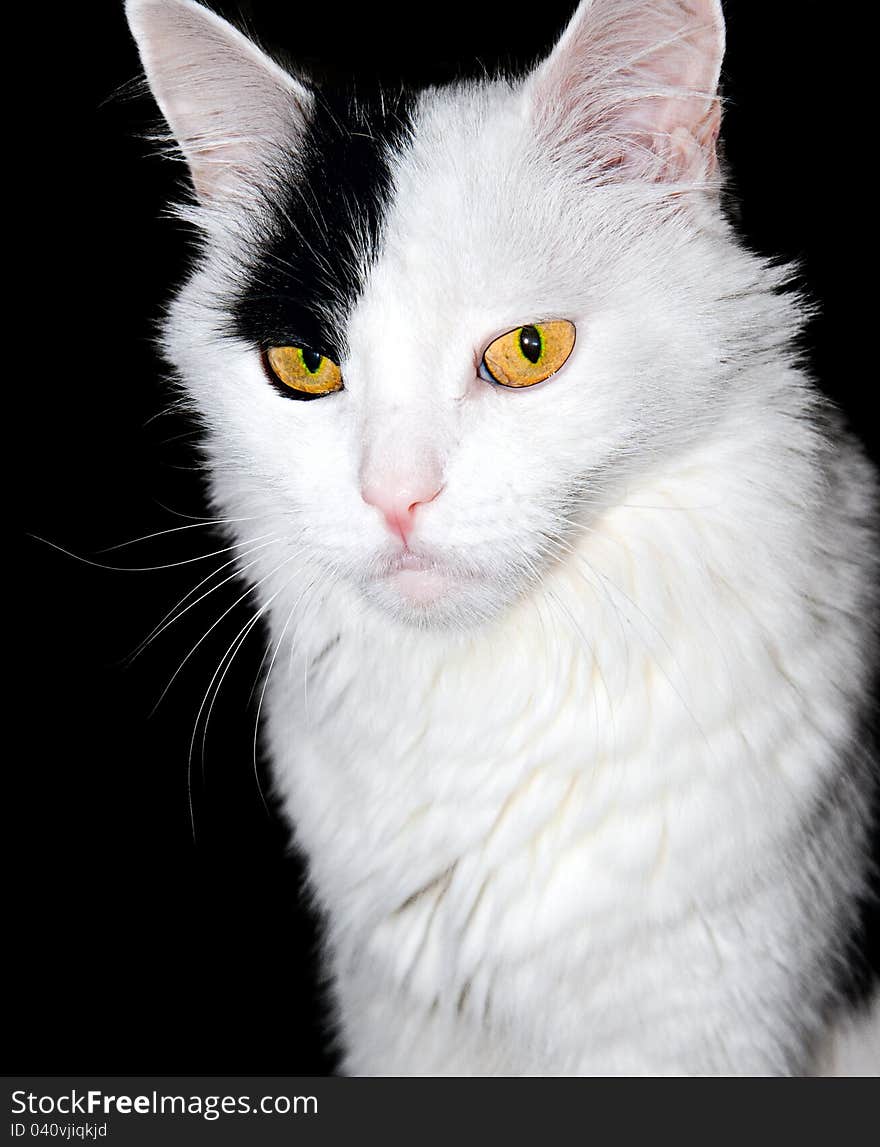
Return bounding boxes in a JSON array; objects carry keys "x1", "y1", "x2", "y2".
[
  {"x1": 526, "y1": 0, "x2": 724, "y2": 184},
  {"x1": 125, "y1": 0, "x2": 313, "y2": 201}
]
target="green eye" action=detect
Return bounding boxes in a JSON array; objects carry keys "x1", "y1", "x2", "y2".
[
  {"x1": 480, "y1": 321, "x2": 576, "y2": 388},
  {"x1": 264, "y1": 345, "x2": 343, "y2": 396}
]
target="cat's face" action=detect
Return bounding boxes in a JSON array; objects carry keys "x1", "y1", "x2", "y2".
[{"x1": 130, "y1": 0, "x2": 747, "y2": 630}]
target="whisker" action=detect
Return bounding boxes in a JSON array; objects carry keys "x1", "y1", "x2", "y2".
[
  {"x1": 547, "y1": 522, "x2": 712, "y2": 754},
  {"x1": 148, "y1": 548, "x2": 299, "y2": 717},
  {"x1": 31, "y1": 533, "x2": 277, "y2": 574},
  {"x1": 126, "y1": 536, "x2": 281, "y2": 664},
  {"x1": 545, "y1": 585, "x2": 619, "y2": 772},
  {"x1": 191, "y1": 557, "x2": 306, "y2": 827},
  {"x1": 96, "y1": 520, "x2": 276, "y2": 553},
  {"x1": 186, "y1": 603, "x2": 269, "y2": 841},
  {"x1": 152, "y1": 502, "x2": 270, "y2": 524},
  {"x1": 249, "y1": 572, "x2": 320, "y2": 818}
]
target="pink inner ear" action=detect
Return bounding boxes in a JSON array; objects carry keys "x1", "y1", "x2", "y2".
[
  {"x1": 529, "y1": 0, "x2": 725, "y2": 184},
  {"x1": 127, "y1": 0, "x2": 313, "y2": 204}
]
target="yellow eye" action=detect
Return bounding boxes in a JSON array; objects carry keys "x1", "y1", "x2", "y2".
[
  {"x1": 264, "y1": 345, "x2": 343, "y2": 397},
  {"x1": 480, "y1": 321, "x2": 576, "y2": 388}
]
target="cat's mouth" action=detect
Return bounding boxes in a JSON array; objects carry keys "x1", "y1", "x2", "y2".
[
  {"x1": 390, "y1": 551, "x2": 435, "y2": 573},
  {"x1": 380, "y1": 549, "x2": 451, "y2": 604},
  {"x1": 371, "y1": 547, "x2": 475, "y2": 608}
]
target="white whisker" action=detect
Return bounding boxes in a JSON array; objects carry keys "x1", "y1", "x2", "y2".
[
  {"x1": 127, "y1": 536, "x2": 281, "y2": 663},
  {"x1": 149, "y1": 547, "x2": 299, "y2": 717}
]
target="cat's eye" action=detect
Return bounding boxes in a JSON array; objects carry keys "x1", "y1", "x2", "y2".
[
  {"x1": 264, "y1": 345, "x2": 343, "y2": 398},
  {"x1": 479, "y1": 321, "x2": 576, "y2": 388}
]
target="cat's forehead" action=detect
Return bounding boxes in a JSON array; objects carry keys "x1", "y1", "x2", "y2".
[
  {"x1": 227, "y1": 82, "x2": 417, "y2": 361},
  {"x1": 227, "y1": 78, "x2": 568, "y2": 364}
]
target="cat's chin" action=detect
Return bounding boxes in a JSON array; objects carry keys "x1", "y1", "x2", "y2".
[
  {"x1": 391, "y1": 567, "x2": 450, "y2": 605},
  {"x1": 362, "y1": 565, "x2": 503, "y2": 631}
]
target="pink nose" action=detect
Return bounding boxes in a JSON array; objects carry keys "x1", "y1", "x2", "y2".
[{"x1": 361, "y1": 475, "x2": 442, "y2": 543}]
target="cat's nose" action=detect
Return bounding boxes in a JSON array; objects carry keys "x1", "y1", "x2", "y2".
[{"x1": 361, "y1": 475, "x2": 443, "y2": 544}]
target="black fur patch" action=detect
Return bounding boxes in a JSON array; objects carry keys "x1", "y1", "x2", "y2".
[{"x1": 229, "y1": 84, "x2": 416, "y2": 363}]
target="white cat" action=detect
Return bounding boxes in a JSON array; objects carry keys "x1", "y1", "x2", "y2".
[{"x1": 126, "y1": 0, "x2": 879, "y2": 1074}]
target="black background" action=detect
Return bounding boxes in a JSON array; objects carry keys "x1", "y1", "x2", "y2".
[{"x1": 14, "y1": 1, "x2": 873, "y2": 1075}]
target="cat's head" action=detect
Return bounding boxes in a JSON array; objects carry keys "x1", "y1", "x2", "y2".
[{"x1": 127, "y1": 0, "x2": 772, "y2": 631}]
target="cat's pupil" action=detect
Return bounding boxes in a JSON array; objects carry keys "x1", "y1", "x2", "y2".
[
  {"x1": 301, "y1": 348, "x2": 323, "y2": 374},
  {"x1": 519, "y1": 325, "x2": 542, "y2": 364}
]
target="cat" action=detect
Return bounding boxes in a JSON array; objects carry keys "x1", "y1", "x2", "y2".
[{"x1": 125, "y1": 0, "x2": 879, "y2": 1074}]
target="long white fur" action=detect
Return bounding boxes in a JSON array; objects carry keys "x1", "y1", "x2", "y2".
[{"x1": 126, "y1": 0, "x2": 879, "y2": 1074}]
